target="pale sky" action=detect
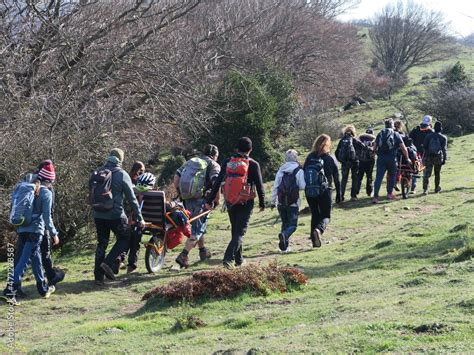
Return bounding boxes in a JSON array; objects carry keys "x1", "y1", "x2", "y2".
[{"x1": 337, "y1": 0, "x2": 474, "y2": 37}]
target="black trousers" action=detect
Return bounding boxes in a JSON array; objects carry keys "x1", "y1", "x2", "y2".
[
  {"x1": 306, "y1": 190, "x2": 332, "y2": 235},
  {"x1": 341, "y1": 162, "x2": 359, "y2": 199},
  {"x1": 423, "y1": 162, "x2": 442, "y2": 191},
  {"x1": 127, "y1": 227, "x2": 142, "y2": 270},
  {"x1": 94, "y1": 217, "x2": 131, "y2": 281},
  {"x1": 224, "y1": 200, "x2": 254, "y2": 264},
  {"x1": 356, "y1": 159, "x2": 375, "y2": 196}
]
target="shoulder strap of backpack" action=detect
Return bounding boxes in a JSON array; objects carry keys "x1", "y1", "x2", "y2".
[{"x1": 292, "y1": 166, "x2": 302, "y2": 176}]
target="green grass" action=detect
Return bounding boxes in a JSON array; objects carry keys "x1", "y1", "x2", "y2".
[
  {"x1": 1, "y1": 131, "x2": 473, "y2": 352},
  {"x1": 1, "y1": 46, "x2": 474, "y2": 353}
]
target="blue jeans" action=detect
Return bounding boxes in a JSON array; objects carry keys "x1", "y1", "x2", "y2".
[
  {"x1": 277, "y1": 205, "x2": 299, "y2": 240},
  {"x1": 13, "y1": 233, "x2": 49, "y2": 296},
  {"x1": 374, "y1": 154, "x2": 397, "y2": 198},
  {"x1": 184, "y1": 198, "x2": 208, "y2": 241}
]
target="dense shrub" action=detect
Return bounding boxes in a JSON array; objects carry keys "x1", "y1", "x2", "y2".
[
  {"x1": 418, "y1": 62, "x2": 473, "y2": 134},
  {"x1": 297, "y1": 113, "x2": 341, "y2": 150},
  {"x1": 197, "y1": 68, "x2": 297, "y2": 178},
  {"x1": 158, "y1": 155, "x2": 186, "y2": 187},
  {"x1": 142, "y1": 263, "x2": 308, "y2": 302}
]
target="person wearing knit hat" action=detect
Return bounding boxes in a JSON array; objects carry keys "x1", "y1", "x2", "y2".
[
  {"x1": 271, "y1": 149, "x2": 306, "y2": 252},
  {"x1": 422, "y1": 121, "x2": 448, "y2": 195},
  {"x1": 90, "y1": 149, "x2": 145, "y2": 284},
  {"x1": 37, "y1": 161, "x2": 56, "y2": 182},
  {"x1": 3, "y1": 161, "x2": 60, "y2": 303}
]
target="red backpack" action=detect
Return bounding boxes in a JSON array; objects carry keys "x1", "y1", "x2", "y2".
[{"x1": 223, "y1": 157, "x2": 256, "y2": 205}]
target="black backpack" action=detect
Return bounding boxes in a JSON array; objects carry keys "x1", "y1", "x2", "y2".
[
  {"x1": 89, "y1": 167, "x2": 120, "y2": 212},
  {"x1": 337, "y1": 136, "x2": 356, "y2": 163},
  {"x1": 277, "y1": 167, "x2": 301, "y2": 206},
  {"x1": 427, "y1": 134, "x2": 443, "y2": 164},
  {"x1": 377, "y1": 129, "x2": 395, "y2": 153},
  {"x1": 304, "y1": 157, "x2": 328, "y2": 198},
  {"x1": 359, "y1": 140, "x2": 374, "y2": 162}
]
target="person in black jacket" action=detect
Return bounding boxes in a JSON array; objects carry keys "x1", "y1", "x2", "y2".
[
  {"x1": 303, "y1": 134, "x2": 341, "y2": 248},
  {"x1": 205, "y1": 137, "x2": 265, "y2": 269},
  {"x1": 409, "y1": 115, "x2": 434, "y2": 193},
  {"x1": 422, "y1": 121, "x2": 448, "y2": 194},
  {"x1": 356, "y1": 128, "x2": 376, "y2": 197},
  {"x1": 335, "y1": 125, "x2": 362, "y2": 202}
]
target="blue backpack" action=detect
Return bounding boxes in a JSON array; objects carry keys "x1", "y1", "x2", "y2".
[
  {"x1": 304, "y1": 157, "x2": 328, "y2": 198},
  {"x1": 9, "y1": 181, "x2": 39, "y2": 226}
]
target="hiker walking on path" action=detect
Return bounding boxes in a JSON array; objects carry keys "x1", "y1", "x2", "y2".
[
  {"x1": 409, "y1": 115, "x2": 434, "y2": 194},
  {"x1": 356, "y1": 128, "x2": 376, "y2": 197},
  {"x1": 4, "y1": 161, "x2": 60, "y2": 304},
  {"x1": 89, "y1": 148, "x2": 145, "y2": 284},
  {"x1": 205, "y1": 137, "x2": 265, "y2": 269},
  {"x1": 304, "y1": 134, "x2": 341, "y2": 248},
  {"x1": 271, "y1": 149, "x2": 306, "y2": 252},
  {"x1": 372, "y1": 119, "x2": 410, "y2": 204},
  {"x1": 173, "y1": 144, "x2": 221, "y2": 268},
  {"x1": 422, "y1": 121, "x2": 447, "y2": 195},
  {"x1": 335, "y1": 125, "x2": 362, "y2": 202},
  {"x1": 9, "y1": 161, "x2": 65, "y2": 300}
]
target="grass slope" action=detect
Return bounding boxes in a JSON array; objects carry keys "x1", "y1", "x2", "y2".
[{"x1": 1, "y1": 132, "x2": 473, "y2": 353}]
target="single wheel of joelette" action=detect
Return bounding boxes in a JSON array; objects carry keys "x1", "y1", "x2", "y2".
[{"x1": 145, "y1": 235, "x2": 167, "y2": 273}]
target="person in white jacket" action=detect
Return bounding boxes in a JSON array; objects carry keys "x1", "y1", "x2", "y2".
[{"x1": 271, "y1": 149, "x2": 306, "y2": 252}]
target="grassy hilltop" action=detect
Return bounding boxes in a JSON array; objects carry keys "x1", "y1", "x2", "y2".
[{"x1": 1, "y1": 47, "x2": 473, "y2": 353}]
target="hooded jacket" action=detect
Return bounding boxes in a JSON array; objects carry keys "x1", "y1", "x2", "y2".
[
  {"x1": 92, "y1": 157, "x2": 143, "y2": 222},
  {"x1": 271, "y1": 162, "x2": 306, "y2": 207}
]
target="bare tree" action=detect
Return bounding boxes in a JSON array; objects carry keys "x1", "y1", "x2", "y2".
[{"x1": 369, "y1": 1, "x2": 454, "y2": 79}]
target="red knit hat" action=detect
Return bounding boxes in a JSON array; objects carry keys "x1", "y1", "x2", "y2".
[{"x1": 37, "y1": 161, "x2": 56, "y2": 182}]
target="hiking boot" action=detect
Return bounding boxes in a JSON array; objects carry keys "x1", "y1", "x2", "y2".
[
  {"x1": 422, "y1": 190, "x2": 428, "y2": 196},
  {"x1": 2, "y1": 294, "x2": 20, "y2": 306},
  {"x1": 394, "y1": 184, "x2": 400, "y2": 192},
  {"x1": 175, "y1": 253, "x2": 189, "y2": 269},
  {"x1": 372, "y1": 197, "x2": 379, "y2": 204},
  {"x1": 350, "y1": 196, "x2": 358, "y2": 201},
  {"x1": 199, "y1": 248, "x2": 212, "y2": 261},
  {"x1": 387, "y1": 193, "x2": 398, "y2": 200},
  {"x1": 223, "y1": 261, "x2": 235, "y2": 270},
  {"x1": 435, "y1": 186, "x2": 442, "y2": 193},
  {"x1": 236, "y1": 259, "x2": 247, "y2": 267},
  {"x1": 100, "y1": 262, "x2": 117, "y2": 281},
  {"x1": 278, "y1": 233, "x2": 287, "y2": 252},
  {"x1": 410, "y1": 190, "x2": 417, "y2": 195},
  {"x1": 282, "y1": 247, "x2": 292, "y2": 253},
  {"x1": 94, "y1": 279, "x2": 105, "y2": 287},
  {"x1": 311, "y1": 228, "x2": 322, "y2": 248},
  {"x1": 126, "y1": 265, "x2": 137, "y2": 274},
  {"x1": 48, "y1": 269, "x2": 65, "y2": 286},
  {"x1": 112, "y1": 257, "x2": 121, "y2": 275},
  {"x1": 43, "y1": 286, "x2": 55, "y2": 299}
]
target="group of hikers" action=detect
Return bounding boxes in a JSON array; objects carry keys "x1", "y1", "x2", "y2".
[{"x1": 3, "y1": 115, "x2": 448, "y2": 304}]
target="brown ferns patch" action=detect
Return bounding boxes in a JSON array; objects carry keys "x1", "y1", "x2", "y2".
[{"x1": 142, "y1": 263, "x2": 308, "y2": 302}]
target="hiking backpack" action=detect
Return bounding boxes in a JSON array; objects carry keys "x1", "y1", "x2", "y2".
[
  {"x1": 89, "y1": 167, "x2": 119, "y2": 212},
  {"x1": 277, "y1": 167, "x2": 302, "y2": 206},
  {"x1": 223, "y1": 157, "x2": 256, "y2": 205},
  {"x1": 337, "y1": 136, "x2": 356, "y2": 163},
  {"x1": 9, "y1": 181, "x2": 40, "y2": 226},
  {"x1": 178, "y1": 157, "x2": 208, "y2": 200},
  {"x1": 427, "y1": 134, "x2": 443, "y2": 164},
  {"x1": 377, "y1": 129, "x2": 395, "y2": 153},
  {"x1": 359, "y1": 139, "x2": 375, "y2": 162},
  {"x1": 304, "y1": 157, "x2": 329, "y2": 198}
]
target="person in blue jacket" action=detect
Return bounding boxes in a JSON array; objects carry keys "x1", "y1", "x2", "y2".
[{"x1": 3, "y1": 161, "x2": 59, "y2": 304}]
